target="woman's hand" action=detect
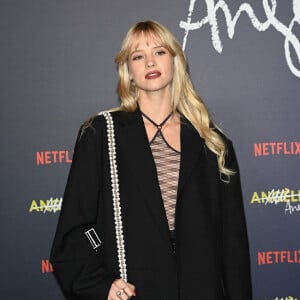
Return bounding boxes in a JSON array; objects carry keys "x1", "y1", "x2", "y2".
[{"x1": 108, "y1": 279, "x2": 136, "y2": 300}]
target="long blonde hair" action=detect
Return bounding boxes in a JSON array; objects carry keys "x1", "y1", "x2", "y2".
[{"x1": 115, "y1": 20, "x2": 235, "y2": 178}]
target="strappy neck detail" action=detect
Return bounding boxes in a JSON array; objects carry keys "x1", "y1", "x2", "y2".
[
  {"x1": 141, "y1": 110, "x2": 180, "y2": 153},
  {"x1": 141, "y1": 111, "x2": 173, "y2": 130}
]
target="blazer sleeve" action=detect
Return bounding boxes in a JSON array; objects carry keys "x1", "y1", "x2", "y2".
[
  {"x1": 50, "y1": 120, "x2": 118, "y2": 300},
  {"x1": 221, "y1": 141, "x2": 252, "y2": 300}
]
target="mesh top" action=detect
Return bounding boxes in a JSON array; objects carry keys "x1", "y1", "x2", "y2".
[{"x1": 150, "y1": 130, "x2": 180, "y2": 231}]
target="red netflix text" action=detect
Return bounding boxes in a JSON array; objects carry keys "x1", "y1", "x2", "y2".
[
  {"x1": 254, "y1": 142, "x2": 300, "y2": 157},
  {"x1": 41, "y1": 259, "x2": 54, "y2": 273},
  {"x1": 36, "y1": 150, "x2": 72, "y2": 165},
  {"x1": 258, "y1": 250, "x2": 300, "y2": 265}
]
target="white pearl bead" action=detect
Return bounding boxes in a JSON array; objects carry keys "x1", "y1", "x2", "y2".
[{"x1": 99, "y1": 111, "x2": 127, "y2": 282}]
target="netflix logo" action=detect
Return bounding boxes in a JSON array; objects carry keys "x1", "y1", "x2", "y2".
[
  {"x1": 41, "y1": 259, "x2": 54, "y2": 273},
  {"x1": 254, "y1": 141, "x2": 300, "y2": 157},
  {"x1": 36, "y1": 150, "x2": 72, "y2": 165},
  {"x1": 258, "y1": 250, "x2": 300, "y2": 265}
]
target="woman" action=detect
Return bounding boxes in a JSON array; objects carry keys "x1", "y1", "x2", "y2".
[{"x1": 50, "y1": 20, "x2": 252, "y2": 299}]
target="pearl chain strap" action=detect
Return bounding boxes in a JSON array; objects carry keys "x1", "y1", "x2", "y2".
[{"x1": 98, "y1": 111, "x2": 127, "y2": 282}]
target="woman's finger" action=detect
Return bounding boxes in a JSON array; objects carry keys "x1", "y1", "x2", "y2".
[{"x1": 108, "y1": 279, "x2": 136, "y2": 300}]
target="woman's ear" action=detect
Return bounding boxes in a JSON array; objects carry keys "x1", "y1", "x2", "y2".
[
  {"x1": 128, "y1": 69, "x2": 133, "y2": 81},
  {"x1": 128, "y1": 70, "x2": 133, "y2": 83},
  {"x1": 127, "y1": 64, "x2": 133, "y2": 81}
]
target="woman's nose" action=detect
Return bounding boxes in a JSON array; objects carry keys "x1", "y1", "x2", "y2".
[
  {"x1": 146, "y1": 56, "x2": 156, "y2": 68},
  {"x1": 147, "y1": 61, "x2": 155, "y2": 67}
]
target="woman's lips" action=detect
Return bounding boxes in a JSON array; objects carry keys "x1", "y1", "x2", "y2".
[{"x1": 145, "y1": 71, "x2": 161, "y2": 79}]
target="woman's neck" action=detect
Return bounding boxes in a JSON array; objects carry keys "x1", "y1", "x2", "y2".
[{"x1": 138, "y1": 91, "x2": 172, "y2": 123}]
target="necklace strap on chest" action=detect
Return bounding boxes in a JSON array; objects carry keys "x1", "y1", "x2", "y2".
[{"x1": 141, "y1": 111, "x2": 173, "y2": 129}]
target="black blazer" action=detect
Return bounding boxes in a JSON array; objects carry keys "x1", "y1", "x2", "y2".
[{"x1": 50, "y1": 109, "x2": 252, "y2": 300}]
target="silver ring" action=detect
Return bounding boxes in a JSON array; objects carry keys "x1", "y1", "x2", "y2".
[{"x1": 116, "y1": 290, "x2": 122, "y2": 297}]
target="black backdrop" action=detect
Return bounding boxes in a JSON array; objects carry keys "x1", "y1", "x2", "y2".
[{"x1": 1, "y1": 1, "x2": 300, "y2": 299}]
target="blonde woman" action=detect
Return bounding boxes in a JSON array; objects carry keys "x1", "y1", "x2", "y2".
[{"x1": 51, "y1": 20, "x2": 252, "y2": 300}]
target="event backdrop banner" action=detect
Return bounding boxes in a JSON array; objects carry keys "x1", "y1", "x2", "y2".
[{"x1": 0, "y1": 0, "x2": 299, "y2": 299}]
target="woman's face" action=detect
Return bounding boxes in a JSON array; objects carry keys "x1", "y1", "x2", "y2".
[{"x1": 127, "y1": 33, "x2": 174, "y2": 96}]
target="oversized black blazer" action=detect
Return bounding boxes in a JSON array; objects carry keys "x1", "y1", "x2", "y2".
[{"x1": 50, "y1": 109, "x2": 252, "y2": 300}]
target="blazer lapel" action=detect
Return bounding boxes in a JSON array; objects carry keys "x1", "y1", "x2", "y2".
[
  {"x1": 177, "y1": 117, "x2": 205, "y2": 196},
  {"x1": 115, "y1": 110, "x2": 171, "y2": 245}
]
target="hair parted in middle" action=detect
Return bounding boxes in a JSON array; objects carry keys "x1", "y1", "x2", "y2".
[{"x1": 115, "y1": 20, "x2": 234, "y2": 178}]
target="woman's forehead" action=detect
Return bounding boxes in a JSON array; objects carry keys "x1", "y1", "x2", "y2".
[{"x1": 130, "y1": 32, "x2": 162, "y2": 50}]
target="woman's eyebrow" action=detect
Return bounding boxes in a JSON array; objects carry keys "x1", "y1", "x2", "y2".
[
  {"x1": 130, "y1": 49, "x2": 143, "y2": 56},
  {"x1": 130, "y1": 45, "x2": 163, "y2": 56}
]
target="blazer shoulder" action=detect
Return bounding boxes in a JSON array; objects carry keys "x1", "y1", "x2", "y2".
[
  {"x1": 80, "y1": 107, "x2": 123, "y2": 130},
  {"x1": 212, "y1": 127, "x2": 232, "y2": 146},
  {"x1": 211, "y1": 127, "x2": 235, "y2": 157},
  {"x1": 75, "y1": 112, "x2": 116, "y2": 147},
  {"x1": 78, "y1": 108, "x2": 139, "y2": 139},
  {"x1": 78, "y1": 114, "x2": 106, "y2": 139}
]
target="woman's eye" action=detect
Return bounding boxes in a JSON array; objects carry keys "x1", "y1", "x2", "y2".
[
  {"x1": 156, "y1": 50, "x2": 166, "y2": 56},
  {"x1": 132, "y1": 55, "x2": 143, "y2": 61}
]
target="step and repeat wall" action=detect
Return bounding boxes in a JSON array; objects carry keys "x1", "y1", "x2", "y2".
[{"x1": 1, "y1": 1, "x2": 299, "y2": 299}]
